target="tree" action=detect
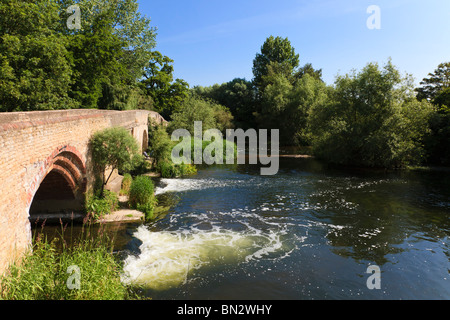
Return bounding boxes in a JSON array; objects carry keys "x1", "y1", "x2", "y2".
[
  {"x1": 192, "y1": 78, "x2": 257, "y2": 129},
  {"x1": 90, "y1": 127, "x2": 141, "y2": 195},
  {"x1": 416, "y1": 62, "x2": 450, "y2": 103},
  {"x1": 310, "y1": 60, "x2": 433, "y2": 168},
  {"x1": 0, "y1": 0, "x2": 158, "y2": 111},
  {"x1": 416, "y1": 63, "x2": 450, "y2": 166},
  {"x1": 167, "y1": 95, "x2": 233, "y2": 136},
  {"x1": 256, "y1": 69, "x2": 329, "y2": 145},
  {"x1": 252, "y1": 36, "x2": 300, "y2": 91},
  {"x1": 141, "y1": 51, "x2": 189, "y2": 119},
  {"x1": 0, "y1": 0, "x2": 79, "y2": 111},
  {"x1": 63, "y1": 0, "x2": 157, "y2": 109},
  {"x1": 68, "y1": 10, "x2": 128, "y2": 109},
  {"x1": 295, "y1": 63, "x2": 323, "y2": 82}
]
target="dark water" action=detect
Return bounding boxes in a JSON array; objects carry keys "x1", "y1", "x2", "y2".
[{"x1": 119, "y1": 157, "x2": 450, "y2": 300}]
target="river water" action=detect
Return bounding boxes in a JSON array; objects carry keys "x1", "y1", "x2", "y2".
[{"x1": 118, "y1": 156, "x2": 450, "y2": 300}]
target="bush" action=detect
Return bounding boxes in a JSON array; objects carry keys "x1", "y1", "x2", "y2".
[
  {"x1": 120, "y1": 173, "x2": 133, "y2": 196},
  {"x1": 85, "y1": 190, "x2": 119, "y2": 221},
  {"x1": 157, "y1": 159, "x2": 197, "y2": 178},
  {"x1": 129, "y1": 176, "x2": 157, "y2": 220}
]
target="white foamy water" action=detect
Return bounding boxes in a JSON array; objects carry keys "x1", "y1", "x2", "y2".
[
  {"x1": 121, "y1": 222, "x2": 290, "y2": 291},
  {"x1": 155, "y1": 178, "x2": 229, "y2": 195}
]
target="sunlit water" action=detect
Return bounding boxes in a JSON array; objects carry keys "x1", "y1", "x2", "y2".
[{"x1": 119, "y1": 157, "x2": 450, "y2": 300}]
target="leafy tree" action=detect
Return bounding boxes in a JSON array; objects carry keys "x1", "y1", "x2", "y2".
[
  {"x1": 0, "y1": 0, "x2": 79, "y2": 111},
  {"x1": 128, "y1": 175, "x2": 156, "y2": 220},
  {"x1": 67, "y1": 11, "x2": 127, "y2": 109},
  {"x1": 416, "y1": 63, "x2": 450, "y2": 166},
  {"x1": 416, "y1": 62, "x2": 450, "y2": 103},
  {"x1": 310, "y1": 60, "x2": 433, "y2": 168},
  {"x1": 256, "y1": 70, "x2": 329, "y2": 145},
  {"x1": 90, "y1": 127, "x2": 141, "y2": 195},
  {"x1": 167, "y1": 95, "x2": 232, "y2": 135},
  {"x1": 0, "y1": 0, "x2": 158, "y2": 111},
  {"x1": 62, "y1": 0, "x2": 157, "y2": 109},
  {"x1": 141, "y1": 51, "x2": 189, "y2": 119},
  {"x1": 295, "y1": 63, "x2": 323, "y2": 82},
  {"x1": 192, "y1": 78, "x2": 257, "y2": 129},
  {"x1": 252, "y1": 36, "x2": 300, "y2": 91}
]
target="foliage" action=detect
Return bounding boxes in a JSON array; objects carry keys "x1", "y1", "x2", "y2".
[
  {"x1": 128, "y1": 176, "x2": 157, "y2": 220},
  {"x1": 425, "y1": 106, "x2": 450, "y2": 166},
  {"x1": 157, "y1": 160, "x2": 197, "y2": 179},
  {"x1": 192, "y1": 78, "x2": 257, "y2": 130},
  {"x1": 0, "y1": 0, "x2": 158, "y2": 111},
  {"x1": 416, "y1": 63, "x2": 450, "y2": 166},
  {"x1": 140, "y1": 51, "x2": 190, "y2": 119},
  {"x1": 168, "y1": 95, "x2": 234, "y2": 135},
  {"x1": 0, "y1": 0, "x2": 79, "y2": 111},
  {"x1": 416, "y1": 62, "x2": 450, "y2": 103},
  {"x1": 120, "y1": 173, "x2": 133, "y2": 196},
  {"x1": 252, "y1": 35, "x2": 300, "y2": 91},
  {"x1": 62, "y1": 0, "x2": 157, "y2": 110},
  {"x1": 254, "y1": 68, "x2": 329, "y2": 145},
  {"x1": 309, "y1": 60, "x2": 433, "y2": 168},
  {"x1": 0, "y1": 227, "x2": 130, "y2": 300},
  {"x1": 148, "y1": 122, "x2": 174, "y2": 166},
  {"x1": 90, "y1": 127, "x2": 140, "y2": 194},
  {"x1": 85, "y1": 190, "x2": 119, "y2": 221}
]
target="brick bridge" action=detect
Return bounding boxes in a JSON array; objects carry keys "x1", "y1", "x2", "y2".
[{"x1": 0, "y1": 109, "x2": 164, "y2": 275}]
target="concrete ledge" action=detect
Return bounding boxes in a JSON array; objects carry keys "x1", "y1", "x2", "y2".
[{"x1": 98, "y1": 209, "x2": 144, "y2": 223}]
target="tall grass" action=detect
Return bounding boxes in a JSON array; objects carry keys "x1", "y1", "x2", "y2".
[{"x1": 0, "y1": 220, "x2": 136, "y2": 300}]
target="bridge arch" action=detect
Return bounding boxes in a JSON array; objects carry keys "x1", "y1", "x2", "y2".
[{"x1": 27, "y1": 146, "x2": 87, "y2": 221}]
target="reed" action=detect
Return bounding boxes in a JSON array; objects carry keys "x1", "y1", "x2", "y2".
[{"x1": 0, "y1": 219, "x2": 137, "y2": 300}]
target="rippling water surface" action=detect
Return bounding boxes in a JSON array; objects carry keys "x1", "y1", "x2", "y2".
[{"x1": 120, "y1": 157, "x2": 449, "y2": 300}]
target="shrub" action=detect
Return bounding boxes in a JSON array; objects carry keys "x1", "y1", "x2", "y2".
[
  {"x1": 157, "y1": 159, "x2": 197, "y2": 178},
  {"x1": 120, "y1": 173, "x2": 133, "y2": 196},
  {"x1": 85, "y1": 190, "x2": 119, "y2": 221},
  {"x1": 129, "y1": 176, "x2": 157, "y2": 220}
]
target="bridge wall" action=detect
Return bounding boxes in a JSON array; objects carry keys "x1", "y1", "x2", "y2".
[{"x1": 0, "y1": 109, "x2": 153, "y2": 274}]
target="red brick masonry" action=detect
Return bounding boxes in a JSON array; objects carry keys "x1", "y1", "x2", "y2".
[{"x1": 0, "y1": 109, "x2": 155, "y2": 275}]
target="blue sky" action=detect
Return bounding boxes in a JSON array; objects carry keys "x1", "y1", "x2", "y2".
[{"x1": 138, "y1": 0, "x2": 450, "y2": 87}]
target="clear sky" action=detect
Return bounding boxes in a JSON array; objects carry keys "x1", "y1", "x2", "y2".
[{"x1": 137, "y1": 0, "x2": 450, "y2": 88}]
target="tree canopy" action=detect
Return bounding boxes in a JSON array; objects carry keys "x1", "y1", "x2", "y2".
[
  {"x1": 252, "y1": 36, "x2": 300, "y2": 91},
  {"x1": 0, "y1": 0, "x2": 165, "y2": 112}
]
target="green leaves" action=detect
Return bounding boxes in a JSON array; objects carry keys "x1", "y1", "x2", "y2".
[
  {"x1": 310, "y1": 60, "x2": 433, "y2": 168},
  {"x1": 141, "y1": 51, "x2": 190, "y2": 119},
  {"x1": 0, "y1": 0, "x2": 157, "y2": 112},
  {"x1": 0, "y1": 0, "x2": 78, "y2": 111},
  {"x1": 416, "y1": 62, "x2": 450, "y2": 103},
  {"x1": 252, "y1": 36, "x2": 300, "y2": 91},
  {"x1": 90, "y1": 127, "x2": 140, "y2": 188}
]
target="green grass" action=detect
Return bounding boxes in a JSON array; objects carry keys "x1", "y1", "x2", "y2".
[{"x1": 0, "y1": 224, "x2": 137, "y2": 300}]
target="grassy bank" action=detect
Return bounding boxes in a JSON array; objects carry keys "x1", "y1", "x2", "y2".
[{"x1": 0, "y1": 224, "x2": 138, "y2": 300}]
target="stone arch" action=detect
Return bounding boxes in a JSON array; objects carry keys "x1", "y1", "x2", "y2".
[{"x1": 27, "y1": 146, "x2": 87, "y2": 221}]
